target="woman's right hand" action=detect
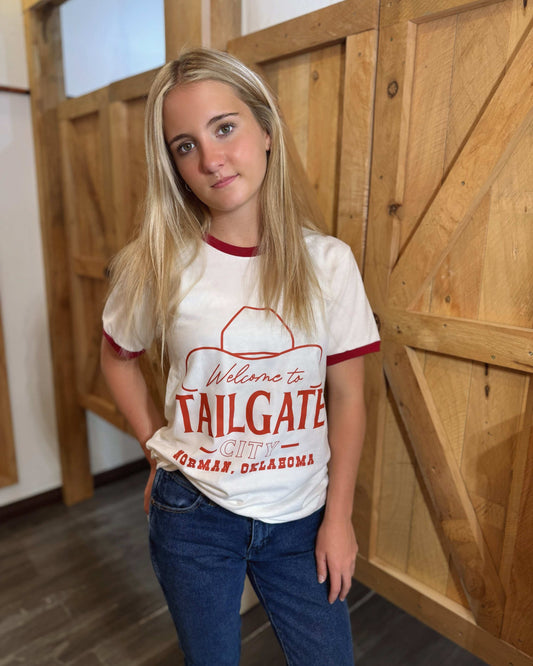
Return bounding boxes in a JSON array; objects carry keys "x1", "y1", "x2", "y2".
[{"x1": 144, "y1": 464, "x2": 157, "y2": 514}]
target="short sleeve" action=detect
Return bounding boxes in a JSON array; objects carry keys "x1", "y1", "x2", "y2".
[
  {"x1": 323, "y1": 242, "x2": 380, "y2": 365},
  {"x1": 102, "y1": 282, "x2": 155, "y2": 358}
]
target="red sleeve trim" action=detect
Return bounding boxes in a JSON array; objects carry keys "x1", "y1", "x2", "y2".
[
  {"x1": 102, "y1": 330, "x2": 145, "y2": 359},
  {"x1": 326, "y1": 340, "x2": 380, "y2": 366}
]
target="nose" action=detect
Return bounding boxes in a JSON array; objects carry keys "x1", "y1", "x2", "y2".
[{"x1": 199, "y1": 140, "x2": 224, "y2": 173}]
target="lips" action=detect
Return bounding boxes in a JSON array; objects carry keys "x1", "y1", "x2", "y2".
[{"x1": 212, "y1": 175, "x2": 238, "y2": 189}]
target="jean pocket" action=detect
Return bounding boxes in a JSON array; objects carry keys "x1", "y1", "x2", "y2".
[{"x1": 150, "y1": 469, "x2": 204, "y2": 514}]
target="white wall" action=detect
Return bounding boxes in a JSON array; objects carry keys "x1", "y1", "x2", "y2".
[
  {"x1": 0, "y1": 0, "x2": 337, "y2": 509},
  {"x1": 0, "y1": 0, "x2": 61, "y2": 506},
  {"x1": 242, "y1": 0, "x2": 338, "y2": 34}
]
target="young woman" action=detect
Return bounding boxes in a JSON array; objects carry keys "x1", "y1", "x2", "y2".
[{"x1": 101, "y1": 47, "x2": 380, "y2": 665}]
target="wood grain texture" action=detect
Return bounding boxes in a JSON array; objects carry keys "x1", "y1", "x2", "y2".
[
  {"x1": 336, "y1": 30, "x2": 378, "y2": 267},
  {"x1": 209, "y1": 0, "x2": 241, "y2": 51},
  {"x1": 381, "y1": 310, "x2": 533, "y2": 371},
  {"x1": 389, "y1": 21, "x2": 533, "y2": 309},
  {"x1": 500, "y1": 379, "x2": 533, "y2": 653},
  {"x1": 23, "y1": 3, "x2": 92, "y2": 505},
  {"x1": 228, "y1": 0, "x2": 378, "y2": 66},
  {"x1": 380, "y1": 0, "x2": 509, "y2": 25},
  {"x1": 164, "y1": 0, "x2": 205, "y2": 60},
  {"x1": 356, "y1": 555, "x2": 531, "y2": 666},
  {"x1": 0, "y1": 304, "x2": 17, "y2": 487},
  {"x1": 383, "y1": 342, "x2": 506, "y2": 634},
  {"x1": 306, "y1": 44, "x2": 343, "y2": 234}
]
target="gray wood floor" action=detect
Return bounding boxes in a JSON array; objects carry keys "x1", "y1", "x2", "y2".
[{"x1": 0, "y1": 471, "x2": 488, "y2": 665}]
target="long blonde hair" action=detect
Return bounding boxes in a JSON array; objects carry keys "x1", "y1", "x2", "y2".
[{"x1": 109, "y1": 47, "x2": 323, "y2": 353}]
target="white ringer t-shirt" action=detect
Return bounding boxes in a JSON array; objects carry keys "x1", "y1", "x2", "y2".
[{"x1": 103, "y1": 231, "x2": 380, "y2": 523}]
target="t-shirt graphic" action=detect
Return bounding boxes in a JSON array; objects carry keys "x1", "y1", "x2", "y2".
[{"x1": 172, "y1": 306, "x2": 325, "y2": 479}]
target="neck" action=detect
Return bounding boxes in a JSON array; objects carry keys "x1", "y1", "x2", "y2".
[{"x1": 209, "y1": 211, "x2": 260, "y2": 248}]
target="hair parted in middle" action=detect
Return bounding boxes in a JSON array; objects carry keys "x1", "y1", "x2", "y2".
[{"x1": 109, "y1": 47, "x2": 325, "y2": 354}]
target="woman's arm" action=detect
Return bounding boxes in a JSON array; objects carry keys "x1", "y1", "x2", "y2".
[
  {"x1": 100, "y1": 336, "x2": 166, "y2": 511},
  {"x1": 315, "y1": 355, "x2": 366, "y2": 604}
]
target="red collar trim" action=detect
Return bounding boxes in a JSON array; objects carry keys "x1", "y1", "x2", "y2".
[{"x1": 204, "y1": 234, "x2": 259, "y2": 257}]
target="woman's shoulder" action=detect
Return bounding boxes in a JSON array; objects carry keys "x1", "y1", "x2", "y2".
[{"x1": 303, "y1": 228, "x2": 353, "y2": 265}]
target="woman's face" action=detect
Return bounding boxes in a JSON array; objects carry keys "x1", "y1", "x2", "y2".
[{"x1": 163, "y1": 79, "x2": 271, "y2": 225}]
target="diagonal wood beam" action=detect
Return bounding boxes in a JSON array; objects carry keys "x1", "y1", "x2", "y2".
[
  {"x1": 383, "y1": 341, "x2": 505, "y2": 634},
  {"x1": 380, "y1": 0, "x2": 509, "y2": 27},
  {"x1": 381, "y1": 309, "x2": 533, "y2": 372},
  {"x1": 388, "y1": 21, "x2": 533, "y2": 309}
]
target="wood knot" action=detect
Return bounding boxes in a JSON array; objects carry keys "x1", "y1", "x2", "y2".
[
  {"x1": 387, "y1": 80, "x2": 399, "y2": 98},
  {"x1": 373, "y1": 312, "x2": 381, "y2": 331},
  {"x1": 388, "y1": 202, "x2": 401, "y2": 216},
  {"x1": 312, "y1": 70, "x2": 319, "y2": 81}
]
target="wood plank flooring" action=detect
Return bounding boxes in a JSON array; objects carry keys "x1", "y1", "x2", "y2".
[{"x1": 0, "y1": 471, "x2": 488, "y2": 665}]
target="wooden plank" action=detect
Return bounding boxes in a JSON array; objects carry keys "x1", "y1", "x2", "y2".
[
  {"x1": 363, "y1": 18, "x2": 411, "y2": 310},
  {"x1": 389, "y1": 23, "x2": 533, "y2": 308},
  {"x1": 108, "y1": 69, "x2": 158, "y2": 103},
  {"x1": 336, "y1": 30, "x2": 378, "y2": 267},
  {"x1": 273, "y1": 53, "x2": 310, "y2": 171},
  {"x1": 72, "y1": 256, "x2": 108, "y2": 280},
  {"x1": 306, "y1": 44, "x2": 343, "y2": 233},
  {"x1": 380, "y1": 0, "x2": 509, "y2": 26},
  {"x1": 57, "y1": 89, "x2": 107, "y2": 121},
  {"x1": 383, "y1": 341, "x2": 506, "y2": 634},
  {"x1": 164, "y1": 0, "x2": 206, "y2": 61},
  {"x1": 353, "y1": 351, "x2": 387, "y2": 560},
  {"x1": 209, "y1": 0, "x2": 241, "y2": 51},
  {"x1": 396, "y1": 16, "x2": 456, "y2": 250},
  {"x1": 23, "y1": 5, "x2": 92, "y2": 505},
  {"x1": 228, "y1": 0, "x2": 379, "y2": 66},
  {"x1": 429, "y1": 194, "x2": 490, "y2": 322},
  {"x1": 419, "y1": 352, "x2": 474, "y2": 603},
  {"x1": 500, "y1": 377, "x2": 532, "y2": 591},
  {"x1": 382, "y1": 310, "x2": 533, "y2": 372},
  {"x1": 0, "y1": 305, "x2": 17, "y2": 488},
  {"x1": 355, "y1": 556, "x2": 533, "y2": 666},
  {"x1": 500, "y1": 378, "x2": 533, "y2": 653},
  {"x1": 480, "y1": 123, "x2": 533, "y2": 329},
  {"x1": 109, "y1": 98, "x2": 148, "y2": 250},
  {"x1": 443, "y1": 2, "x2": 510, "y2": 170},
  {"x1": 461, "y1": 363, "x2": 526, "y2": 568},
  {"x1": 375, "y1": 391, "x2": 417, "y2": 572}
]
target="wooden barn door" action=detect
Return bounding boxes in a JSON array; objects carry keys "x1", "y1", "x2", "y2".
[
  {"x1": 58, "y1": 71, "x2": 164, "y2": 433},
  {"x1": 229, "y1": 0, "x2": 379, "y2": 264},
  {"x1": 361, "y1": 1, "x2": 533, "y2": 663}
]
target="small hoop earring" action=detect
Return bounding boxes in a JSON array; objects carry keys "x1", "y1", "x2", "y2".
[{"x1": 184, "y1": 183, "x2": 191, "y2": 193}]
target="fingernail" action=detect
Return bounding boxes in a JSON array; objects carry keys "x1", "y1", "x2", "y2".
[{"x1": 318, "y1": 575, "x2": 326, "y2": 584}]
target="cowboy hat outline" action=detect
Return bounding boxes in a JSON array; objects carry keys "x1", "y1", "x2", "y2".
[{"x1": 182, "y1": 307, "x2": 323, "y2": 391}]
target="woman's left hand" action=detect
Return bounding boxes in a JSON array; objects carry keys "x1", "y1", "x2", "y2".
[{"x1": 315, "y1": 516, "x2": 358, "y2": 604}]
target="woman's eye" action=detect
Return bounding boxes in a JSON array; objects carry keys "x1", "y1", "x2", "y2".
[
  {"x1": 177, "y1": 141, "x2": 195, "y2": 155},
  {"x1": 216, "y1": 122, "x2": 235, "y2": 137}
]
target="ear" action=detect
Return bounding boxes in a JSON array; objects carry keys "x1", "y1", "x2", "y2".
[{"x1": 265, "y1": 131, "x2": 271, "y2": 152}]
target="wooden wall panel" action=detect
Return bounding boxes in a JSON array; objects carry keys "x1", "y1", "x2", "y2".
[
  {"x1": 23, "y1": 2, "x2": 92, "y2": 505},
  {"x1": 363, "y1": 0, "x2": 533, "y2": 662},
  {"x1": 0, "y1": 305, "x2": 17, "y2": 487}
]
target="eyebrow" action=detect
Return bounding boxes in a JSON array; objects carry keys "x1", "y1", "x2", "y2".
[{"x1": 167, "y1": 112, "x2": 239, "y2": 147}]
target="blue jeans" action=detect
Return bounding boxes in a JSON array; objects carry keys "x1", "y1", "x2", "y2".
[{"x1": 149, "y1": 469, "x2": 354, "y2": 666}]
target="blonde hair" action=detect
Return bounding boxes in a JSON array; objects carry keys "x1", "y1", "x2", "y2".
[{"x1": 109, "y1": 47, "x2": 323, "y2": 353}]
